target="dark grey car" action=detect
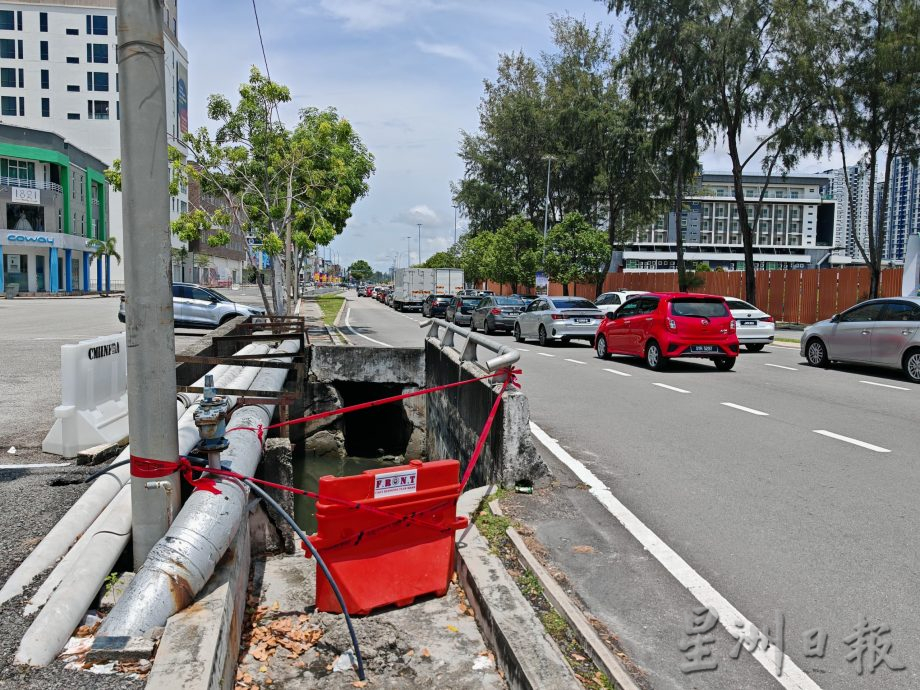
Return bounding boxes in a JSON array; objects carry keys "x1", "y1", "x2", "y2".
[
  {"x1": 446, "y1": 295, "x2": 482, "y2": 326},
  {"x1": 801, "y1": 297, "x2": 920, "y2": 382},
  {"x1": 470, "y1": 296, "x2": 525, "y2": 334}
]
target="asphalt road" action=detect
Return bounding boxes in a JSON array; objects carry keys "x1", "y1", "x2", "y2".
[{"x1": 343, "y1": 290, "x2": 920, "y2": 690}]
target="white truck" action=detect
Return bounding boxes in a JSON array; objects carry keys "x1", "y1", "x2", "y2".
[{"x1": 393, "y1": 268, "x2": 464, "y2": 311}]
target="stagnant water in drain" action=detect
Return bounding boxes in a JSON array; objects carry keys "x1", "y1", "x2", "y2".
[{"x1": 292, "y1": 451, "x2": 394, "y2": 534}]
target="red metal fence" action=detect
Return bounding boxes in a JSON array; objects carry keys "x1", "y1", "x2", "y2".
[{"x1": 485, "y1": 267, "x2": 905, "y2": 324}]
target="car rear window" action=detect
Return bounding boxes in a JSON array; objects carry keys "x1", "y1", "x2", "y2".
[
  {"x1": 494, "y1": 297, "x2": 524, "y2": 305},
  {"x1": 551, "y1": 299, "x2": 595, "y2": 309},
  {"x1": 433, "y1": 296, "x2": 451, "y2": 303},
  {"x1": 669, "y1": 298, "x2": 730, "y2": 317},
  {"x1": 461, "y1": 297, "x2": 481, "y2": 306},
  {"x1": 725, "y1": 299, "x2": 755, "y2": 310}
]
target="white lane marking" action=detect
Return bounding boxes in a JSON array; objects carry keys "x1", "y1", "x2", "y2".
[
  {"x1": 764, "y1": 363, "x2": 798, "y2": 371},
  {"x1": 652, "y1": 382, "x2": 690, "y2": 394},
  {"x1": 537, "y1": 352, "x2": 555, "y2": 358},
  {"x1": 516, "y1": 348, "x2": 530, "y2": 352},
  {"x1": 603, "y1": 368, "x2": 632, "y2": 377},
  {"x1": 564, "y1": 358, "x2": 585, "y2": 365},
  {"x1": 343, "y1": 308, "x2": 393, "y2": 348},
  {"x1": 859, "y1": 380, "x2": 910, "y2": 391},
  {"x1": 530, "y1": 422, "x2": 821, "y2": 690},
  {"x1": 0, "y1": 462, "x2": 71, "y2": 470},
  {"x1": 813, "y1": 430, "x2": 890, "y2": 453},
  {"x1": 720, "y1": 402, "x2": 769, "y2": 416}
]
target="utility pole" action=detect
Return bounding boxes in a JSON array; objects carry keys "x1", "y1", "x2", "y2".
[
  {"x1": 406, "y1": 236, "x2": 411, "y2": 266},
  {"x1": 417, "y1": 223, "x2": 422, "y2": 266},
  {"x1": 452, "y1": 205, "x2": 458, "y2": 246},
  {"x1": 542, "y1": 155, "x2": 555, "y2": 262},
  {"x1": 118, "y1": 0, "x2": 180, "y2": 569}
]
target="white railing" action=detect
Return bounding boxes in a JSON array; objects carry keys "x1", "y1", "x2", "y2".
[{"x1": 0, "y1": 177, "x2": 63, "y2": 193}]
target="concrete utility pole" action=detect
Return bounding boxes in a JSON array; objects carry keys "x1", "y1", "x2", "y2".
[
  {"x1": 118, "y1": 0, "x2": 180, "y2": 569},
  {"x1": 452, "y1": 205, "x2": 458, "y2": 246},
  {"x1": 406, "y1": 236, "x2": 411, "y2": 267},
  {"x1": 417, "y1": 223, "x2": 422, "y2": 265}
]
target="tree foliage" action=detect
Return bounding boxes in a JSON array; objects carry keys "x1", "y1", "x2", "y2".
[
  {"x1": 486, "y1": 216, "x2": 543, "y2": 292},
  {"x1": 347, "y1": 259, "x2": 374, "y2": 281},
  {"x1": 418, "y1": 251, "x2": 459, "y2": 269},
  {"x1": 544, "y1": 212, "x2": 611, "y2": 295}
]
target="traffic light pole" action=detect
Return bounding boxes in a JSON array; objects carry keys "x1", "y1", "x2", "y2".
[{"x1": 118, "y1": 0, "x2": 181, "y2": 568}]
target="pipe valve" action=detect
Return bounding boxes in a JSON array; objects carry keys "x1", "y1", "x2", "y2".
[{"x1": 193, "y1": 374, "x2": 230, "y2": 453}]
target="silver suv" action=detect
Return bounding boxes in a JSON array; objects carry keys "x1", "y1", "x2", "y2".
[{"x1": 118, "y1": 283, "x2": 265, "y2": 328}]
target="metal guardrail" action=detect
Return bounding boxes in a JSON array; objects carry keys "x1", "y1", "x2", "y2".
[{"x1": 420, "y1": 318, "x2": 520, "y2": 373}]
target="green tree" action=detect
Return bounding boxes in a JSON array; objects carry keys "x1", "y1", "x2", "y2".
[
  {"x1": 488, "y1": 216, "x2": 543, "y2": 293},
  {"x1": 543, "y1": 212, "x2": 611, "y2": 295},
  {"x1": 419, "y1": 251, "x2": 459, "y2": 269},
  {"x1": 457, "y1": 232, "x2": 495, "y2": 288},
  {"x1": 184, "y1": 67, "x2": 374, "y2": 315},
  {"x1": 347, "y1": 259, "x2": 374, "y2": 282},
  {"x1": 807, "y1": 0, "x2": 920, "y2": 297}
]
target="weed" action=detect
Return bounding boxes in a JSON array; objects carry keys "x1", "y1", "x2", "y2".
[
  {"x1": 103, "y1": 572, "x2": 119, "y2": 598},
  {"x1": 540, "y1": 610, "x2": 568, "y2": 639},
  {"x1": 475, "y1": 510, "x2": 511, "y2": 548},
  {"x1": 517, "y1": 570, "x2": 543, "y2": 598}
]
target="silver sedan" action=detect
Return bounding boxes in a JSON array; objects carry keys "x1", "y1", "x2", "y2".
[
  {"x1": 801, "y1": 297, "x2": 920, "y2": 382},
  {"x1": 514, "y1": 296, "x2": 603, "y2": 346}
]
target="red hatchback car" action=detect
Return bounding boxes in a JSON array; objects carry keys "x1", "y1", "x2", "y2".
[{"x1": 594, "y1": 293, "x2": 739, "y2": 370}]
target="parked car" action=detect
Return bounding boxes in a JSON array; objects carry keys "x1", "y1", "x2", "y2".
[
  {"x1": 477, "y1": 290, "x2": 495, "y2": 297},
  {"x1": 470, "y1": 296, "x2": 526, "y2": 334},
  {"x1": 594, "y1": 293, "x2": 738, "y2": 371},
  {"x1": 801, "y1": 297, "x2": 920, "y2": 382},
  {"x1": 118, "y1": 283, "x2": 265, "y2": 329},
  {"x1": 514, "y1": 296, "x2": 603, "y2": 346},
  {"x1": 384, "y1": 288, "x2": 395, "y2": 306},
  {"x1": 594, "y1": 290, "x2": 648, "y2": 314},
  {"x1": 446, "y1": 295, "x2": 483, "y2": 326},
  {"x1": 356, "y1": 283, "x2": 367, "y2": 296},
  {"x1": 723, "y1": 297, "x2": 775, "y2": 351},
  {"x1": 457, "y1": 289, "x2": 480, "y2": 297},
  {"x1": 422, "y1": 294, "x2": 453, "y2": 318}
]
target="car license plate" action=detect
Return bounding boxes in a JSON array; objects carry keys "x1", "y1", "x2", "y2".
[
  {"x1": 690, "y1": 345, "x2": 717, "y2": 353},
  {"x1": 574, "y1": 318, "x2": 590, "y2": 323},
  {"x1": 741, "y1": 320, "x2": 757, "y2": 326}
]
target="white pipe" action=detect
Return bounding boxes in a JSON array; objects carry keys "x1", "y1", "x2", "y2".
[
  {"x1": 14, "y1": 344, "x2": 278, "y2": 666},
  {"x1": 0, "y1": 345, "x2": 268, "y2": 606},
  {"x1": 15, "y1": 489, "x2": 132, "y2": 666},
  {"x1": 96, "y1": 339, "x2": 300, "y2": 638}
]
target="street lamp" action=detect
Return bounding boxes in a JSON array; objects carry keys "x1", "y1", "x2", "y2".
[
  {"x1": 542, "y1": 155, "x2": 556, "y2": 262},
  {"x1": 417, "y1": 223, "x2": 422, "y2": 265},
  {"x1": 452, "y1": 205, "x2": 458, "y2": 246},
  {"x1": 406, "y1": 236, "x2": 412, "y2": 266}
]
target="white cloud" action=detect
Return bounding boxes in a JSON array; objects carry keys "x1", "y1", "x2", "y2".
[
  {"x1": 394, "y1": 204, "x2": 442, "y2": 227},
  {"x1": 315, "y1": 0, "x2": 433, "y2": 31},
  {"x1": 415, "y1": 40, "x2": 482, "y2": 69}
]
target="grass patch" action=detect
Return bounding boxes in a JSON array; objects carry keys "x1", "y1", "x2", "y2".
[
  {"x1": 475, "y1": 510, "x2": 511, "y2": 550},
  {"x1": 775, "y1": 337, "x2": 801, "y2": 343},
  {"x1": 314, "y1": 294, "x2": 345, "y2": 326}
]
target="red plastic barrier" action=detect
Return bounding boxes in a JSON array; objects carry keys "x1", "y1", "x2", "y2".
[{"x1": 306, "y1": 459, "x2": 468, "y2": 615}]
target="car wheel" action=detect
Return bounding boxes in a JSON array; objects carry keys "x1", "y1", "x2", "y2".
[
  {"x1": 805, "y1": 337, "x2": 829, "y2": 367},
  {"x1": 714, "y1": 356, "x2": 735, "y2": 371},
  {"x1": 483, "y1": 319, "x2": 492, "y2": 335},
  {"x1": 903, "y1": 349, "x2": 920, "y2": 383},
  {"x1": 595, "y1": 335, "x2": 610, "y2": 360},
  {"x1": 744, "y1": 343, "x2": 765, "y2": 352},
  {"x1": 469, "y1": 319, "x2": 477, "y2": 333},
  {"x1": 538, "y1": 325, "x2": 552, "y2": 347},
  {"x1": 514, "y1": 323, "x2": 524, "y2": 343},
  {"x1": 645, "y1": 341, "x2": 667, "y2": 370}
]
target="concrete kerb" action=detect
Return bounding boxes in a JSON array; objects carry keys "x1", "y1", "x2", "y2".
[
  {"x1": 456, "y1": 487, "x2": 580, "y2": 689},
  {"x1": 491, "y1": 500, "x2": 642, "y2": 690}
]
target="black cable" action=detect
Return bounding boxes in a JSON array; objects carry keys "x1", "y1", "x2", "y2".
[
  {"x1": 241, "y1": 477, "x2": 366, "y2": 681},
  {"x1": 84, "y1": 459, "x2": 130, "y2": 483}
]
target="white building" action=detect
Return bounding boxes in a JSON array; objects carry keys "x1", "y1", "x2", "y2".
[
  {"x1": 0, "y1": 0, "x2": 189, "y2": 284},
  {"x1": 623, "y1": 173, "x2": 837, "y2": 272}
]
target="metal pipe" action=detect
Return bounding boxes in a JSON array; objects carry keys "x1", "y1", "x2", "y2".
[
  {"x1": 0, "y1": 346, "x2": 268, "y2": 606},
  {"x1": 19, "y1": 349, "x2": 267, "y2": 616},
  {"x1": 118, "y1": 0, "x2": 180, "y2": 569},
  {"x1": 96, "y1": 339, "x2": 300, "y2": 637}
]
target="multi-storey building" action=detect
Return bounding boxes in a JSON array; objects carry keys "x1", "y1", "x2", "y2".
[
  {"x1": 0, "y1": 123, "x2": 109, "y2": 293},
  {"x1": 0, "y1": 0, "x2": 189, "y2": 284},
  {"x1": 622, "y1": 173, "x2": 837, "y2": 272},
  {"x1": 186, "y1": 174, "x2": 248, "y2": 286},
  {"x1": 884, "y1": 155, "x2": 920, "y2": 262}
]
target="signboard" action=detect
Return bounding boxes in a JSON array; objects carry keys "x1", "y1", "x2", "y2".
[
  {"x1": 6, "y1": 254, "x2": 19, "y2": 272},
  {"x1": 176, "y1": 63, "x2": 188, "y2": 135},
  {"x1": 11, "y1": 187, "x2": 40, "y2": 205},
  {"x1": 535, "y1": 271, "x2": 548, "y2": 295},
  {"x1": 373, "y1": 469, "x2": 418, "y2": 498}
]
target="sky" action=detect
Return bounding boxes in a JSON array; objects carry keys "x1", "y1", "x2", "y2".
[{"x1": 181, "y1": 1, "x2": 846, "y2": 273}]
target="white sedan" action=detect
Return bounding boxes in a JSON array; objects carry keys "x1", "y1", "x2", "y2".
[
  {"x1": 723, "y1": 297, "x2": 775, "y2": 351},
  {"x1": 593, "y1": 290, "x2": 648, "y2": 316}
]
